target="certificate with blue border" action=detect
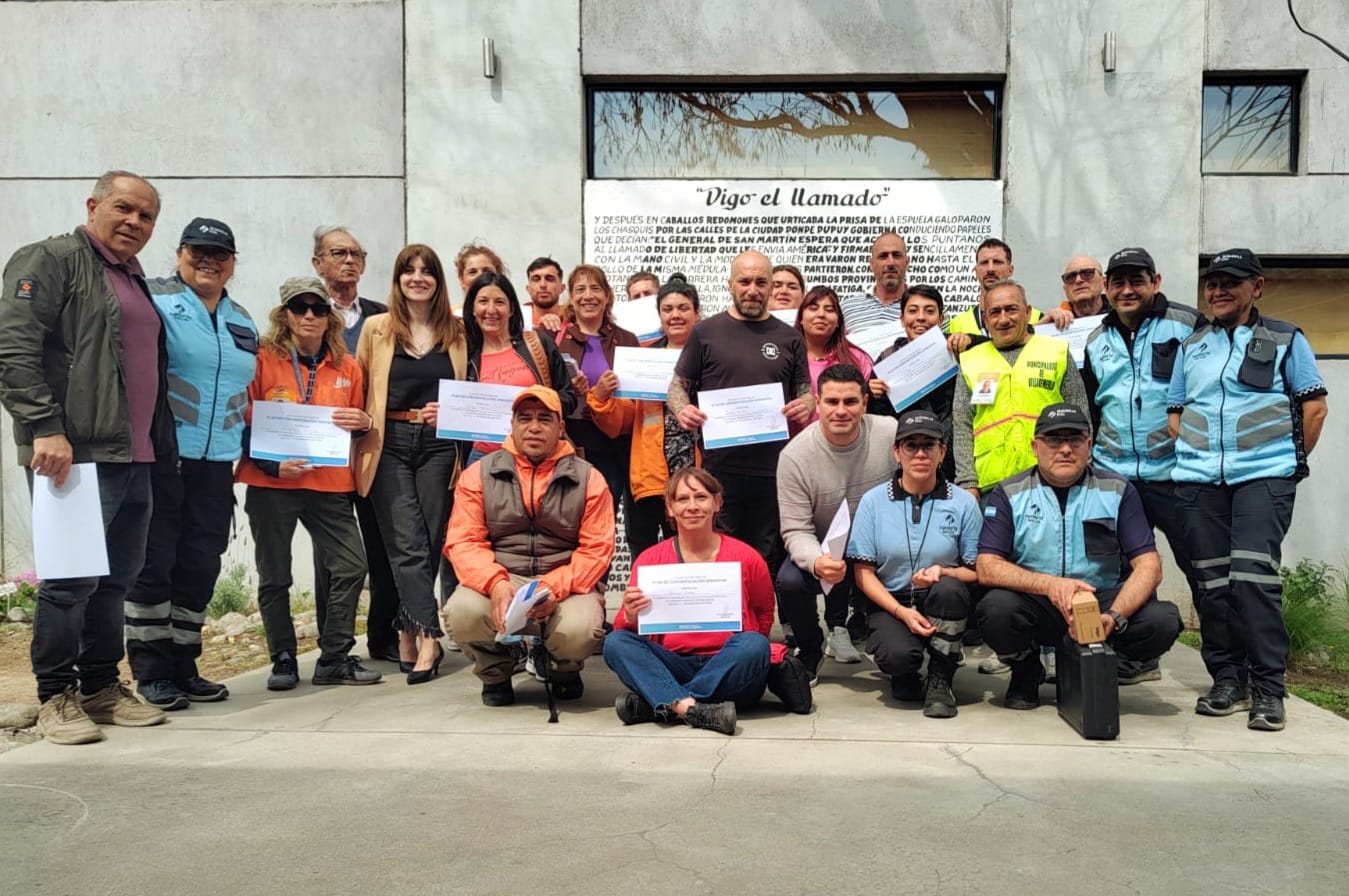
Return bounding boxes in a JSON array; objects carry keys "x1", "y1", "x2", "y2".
[
  {"x1": 636, "y1": 561, "x2": 743, "y2": 634},
  {"x1": 699, "y1": 383, "x2": 789, "y2": 449},
  {"x1": 249, "y1": 401, "x2": 351, "y2": 466}
]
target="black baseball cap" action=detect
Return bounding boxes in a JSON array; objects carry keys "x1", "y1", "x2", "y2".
[
  {"x1": 895, "y1": 411, "x2": 944, "y2": 442},
  {"x1": 1034, "y1": 403, "x2": 1091, "y2": 437},
  {"x1": 1205, "y1": 248, "x2": 1262, "y2": 279},
  {"x1": 180, "y1": 217, "x2": 236, "y2": 253},
  {"x1": 1105, "y1": 247, "x2": 1155, "y2": 276}
]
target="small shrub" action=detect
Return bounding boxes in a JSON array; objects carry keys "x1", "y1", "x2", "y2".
[
  {"x1": 1281, "y1": 560, "x2": 1349, "y2": 663},
  {"x1": 208, "y1": 564, "x2": 253, "y2": 618},
  {"x1": 3, "y1": 571, "x2": 39, "y2": 615}
]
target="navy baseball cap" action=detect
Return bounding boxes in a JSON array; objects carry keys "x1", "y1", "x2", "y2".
[
  {"x1": 1105, "y1": 247, "x2": 1155, "y2": 276},
  {"x1": 1205, "y1": 248, "x2": 1262, "y2": 279},
  {"x1": 180, "y1": 217, "x2": 236, "y2": 253},
  {"x1": 1034, "y1": 403, "x2": 1091, "y2": 437},
  {"x1": 895, "y1": 411, "x2": 944, "y2": 442}
]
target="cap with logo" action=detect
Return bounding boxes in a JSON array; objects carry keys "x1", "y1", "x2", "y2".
[
  {"x1": 511, "y1": 385, "x2": 563, "y2": 416},
  {"x1": 895, "y1": 410, "x2": 945, "y2": 442},
  {"x1": 1205, "y1": 248, "x2": 1262, "y2": 280},
  {"x1": 278, "y1": 276, "x2": 330, "y2": 306},
  {"x1": 1104, "y1": 247, "x2": 1155, "y2": 276},
  {"x1": 1034, "y1": 402, "x2": 1092, "y2": 437},
  {"x1": 180, "y1": 217, "x2": 236, "y2": 253}
]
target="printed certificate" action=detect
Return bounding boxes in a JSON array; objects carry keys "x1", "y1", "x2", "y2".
[
  {"x1": 1039, "y1": 314, "x2": 1105, "y2": 368},
  {"x1": 612, "y1": 299, "x2": 664, "y2": 344},
  {"x1": 612, "y1": 346, "x2": 682, "y2": 401},
  {"x1": 435, "y1": 380, "x2": 524, "y2": 441},
  {"x1": 636, "y1": 562, "x2": 743, "y2": 634},
  {"x1": 699, "y1": 383, "x2": 789, "y2": 449},
  {"x1": 871, "y1": 326, "x2": 959, "y2": 411},
  {"x1": 249, "y1": 401, "x2": 351, "y2": 466}
]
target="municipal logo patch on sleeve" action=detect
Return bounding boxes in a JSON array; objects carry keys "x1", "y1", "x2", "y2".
[
  {"x1": 984, "y1": 506, "x2": 997, "y2": 517},
  {"x1": 16, "y1": 279, "x2": 35, "y2": 300}
]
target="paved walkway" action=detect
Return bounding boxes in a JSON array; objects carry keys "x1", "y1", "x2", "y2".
[{"x1": 3, "y1": 638, "x2": 1347, "y2": 896}]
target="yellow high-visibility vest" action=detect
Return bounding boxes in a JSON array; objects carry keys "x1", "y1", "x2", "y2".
[{"x1": 959, "y1": 335, "x2": 1070, "y2": 489}]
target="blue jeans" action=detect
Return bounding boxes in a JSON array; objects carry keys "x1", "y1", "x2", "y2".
[{"x1": 602, "y1": 629, "x2": 769, "y2": 712}]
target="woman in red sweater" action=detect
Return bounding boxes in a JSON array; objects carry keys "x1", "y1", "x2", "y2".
[{"x1": 604, "y1": 468, "x2": 812, "y2": 734}]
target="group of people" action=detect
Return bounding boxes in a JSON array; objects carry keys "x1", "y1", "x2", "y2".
[{"x1": 0, "y1": 171, "x2": 1327, "y2": 744}]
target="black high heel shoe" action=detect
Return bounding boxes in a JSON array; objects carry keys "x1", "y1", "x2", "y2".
[{"x1": 407, "y1": 643, "x2": 445, "y2": 685}]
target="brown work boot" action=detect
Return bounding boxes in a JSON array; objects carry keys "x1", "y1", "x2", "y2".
[
  {"x1": 81, "y1": 681, "x2": 167, "y2": 727},
  {"x1": 36, "y1": 688, "x2": 105, "y2": 745}
]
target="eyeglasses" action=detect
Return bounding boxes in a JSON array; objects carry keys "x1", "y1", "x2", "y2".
[
  {"x1": 323, "y1": 248, "x2": 367, "y2": 261},
  {"x1": 183, "y1": 245, "x2": 233, "y2": 262},
  {"x1": 1060, "y1": 268, "x2": 1100, "y2": 284},
  {"x1": 1039, "y1": 433, "x2": 1089, "y2": 449},
  {"x1": 896, "y1": 440, "x2": 941, "y2": 456},
  {"x1": 285, "y1": 298, "x2": 331, "y2": 317}
]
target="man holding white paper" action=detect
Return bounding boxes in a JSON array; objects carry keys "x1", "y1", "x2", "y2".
[
  {"x1": 0, "y1": 171, "x2": 174, "y2": 743},
  {"x1": 446, "y1": 386, "x2": 614, "y2": 707},
  {"x1": 668, "y1": 250, "x2": 812, "y2": 572},
  {"x1": 777, "y1": 366, "x2": 897, "y2": 681}
]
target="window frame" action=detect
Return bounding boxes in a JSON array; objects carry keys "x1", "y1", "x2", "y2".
[
  {"x1": 1200, "y1": 72, "x2": 1303, "y2": 176},
  {"x1": 584, "y1": 79, "x2": 1005, "y2": 181}
]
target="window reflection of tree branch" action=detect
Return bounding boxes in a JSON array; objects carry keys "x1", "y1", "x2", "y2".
[{"x1": 1201, "y1": 84, "x2": 1293, "y2": 173}]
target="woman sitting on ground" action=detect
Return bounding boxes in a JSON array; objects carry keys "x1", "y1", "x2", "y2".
[{"x1": 603, "y1": 468, "x2": 813, "y2": 736}]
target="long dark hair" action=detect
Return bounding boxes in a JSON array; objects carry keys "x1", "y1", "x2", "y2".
[
  {"x1": 462, "y1": 272, "x2": 526, "y2": 355},
  {"x1": 387, "y1": 244, "x2": 464, "y2": 349},
  {"x1": 795, "y1": 285, "x2": 866, "y2": 364}
]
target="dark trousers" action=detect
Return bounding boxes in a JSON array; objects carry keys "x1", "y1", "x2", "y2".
[
  {"x1": 30, "y1": 463, "x2": 153, "y2": 702},
  {"x1": 977, "y1": 586, "x2": 1182, "y2": 667},
  {"x1": 715, "y1": 473, "x2": 784, "y2": 574},
  {"x1": 1175, "y1": 478, "x2": 1297, "y2": 697},
  {"x1": 368, "y1": 420, "x2": 457, "y2": 636},
  {"x1": 245, "y1": 486, "x2": 365, "y2": 664},
  {"x1": 865, "y1": 577, "x2": 971, "y2": 682},
  {"x1": 626, "y1": 495, "x2": 672, "y2": 562},
  {"x1": 314, "y1": 492, "x2": 398, "y2": 652},
  {"x1": 125, "y1": 458, "x2": 235, "y2": 683},
  {"x1": 1133, "y1": 479, "x2": 1203, "y2": 619},
  {"x1": 775, "y1": 557, "x2": 858, "y2": 664}
]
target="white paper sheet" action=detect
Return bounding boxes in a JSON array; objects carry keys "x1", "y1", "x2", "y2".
[
  {"x1": 32, "y1": 463, "x2": 109, "y2": 580},
  {"x1": 612, "y1": 346, "x2": 682, "y2": 401},
  {"x1": 249, "y1": 401, "x2": 351, "y2": 466},
  {"x1": 818, "y1": 500, "x2": 852, "y2": 596},
  {"x1": 636, "y1": 561, "x2": 743, "y2": 634},
  {"x1": 847, "y1": 323, "x2": 904, "y2": 363},
  {"x1": 871, "y1": 326, "x2": 959, "y2": 411},
  {"x1": 435, "y1": 380, "x2": 525, "y2": 441},
  {"x1": 612, "y1": 298, "x2": 664, "y2": 344},
  {"x1": 495, "y1": 580, "x2": 552, "y2": 640},
  {"x1": 699, "y1": 383, "x2": 790, "y2": 450},
  {"x1": 1038, "y1": 313, "x2": 1105, "y2": 368}
]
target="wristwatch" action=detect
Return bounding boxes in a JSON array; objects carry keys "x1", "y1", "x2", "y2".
[{"x1": 1106, "y1": 610, "x2": 1128, "y2": 633}]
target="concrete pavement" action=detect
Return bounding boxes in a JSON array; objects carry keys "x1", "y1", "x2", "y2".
[{"x1": 3, "y1": 637, "x2": 1348, "y2": 896}]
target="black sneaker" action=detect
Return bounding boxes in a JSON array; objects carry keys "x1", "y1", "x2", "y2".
[
  {"x1": 312, "y1": 656, "x2": 382, "y2": 686},
  {"x1": 615, "y1": 692, "x2": 659, "y2": 725},
  {"x1": 1003, "y1": 658, "x2": 1044, "y2": 710},
  {"x1": 1247, "y1": 692, "x2": 1285, "y2": 731},
  {"x1": 1195, "y1": 682, "x2": 1251, "y2": 716},
  {"x1": 177, "y1": 676, "x2": 229, "y2": 702},
  {"x1": 685, "y1": 701, "x2": 737, "y2": 735},
  {"x1": 137, "y1": 680, "x2": 190, "y2": 711},
  {"x1": 797, "y1": 650, "x2": 822, "y2": 687},
  {"x1": 552, "y1": 674, "x2": 584, "y2": 701},
  {"x1": 482, "y1": 680, "x2": 516, "y2": 706},
  {"x1": 766, "y1": 655, "x2": 814, "y2": 714},
  {"x1": 923, "y1": 676, "x2": 958, "y2": 719},
  {"x1": 267, "y1": 653, "x2": 299, "y2": 691},
  {"x1": 1118, "y1": 658, "x2": 1162, "y2": 685},
  {"x1": 890, "y1": 672, "x2": 924, "y2": 702}
]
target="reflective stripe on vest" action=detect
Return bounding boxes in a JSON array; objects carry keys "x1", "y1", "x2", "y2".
[{"x1": 960, "y1": 336, "x2": 1070, "y2": 490}]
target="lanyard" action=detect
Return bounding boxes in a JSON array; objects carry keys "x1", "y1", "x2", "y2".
[
  {"x1": 904, "y1": 492, "x2": 936, "y2": 603},
  {"x1": 289, "y1": 347, "x2": 318, "y2": 404}
]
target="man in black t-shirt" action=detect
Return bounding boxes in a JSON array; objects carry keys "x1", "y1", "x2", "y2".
[{"x1": 668, "y1": 250, "x2": 813, "y2": 572}]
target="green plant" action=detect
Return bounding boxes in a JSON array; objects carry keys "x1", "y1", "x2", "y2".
[
  {"x1": 3, "y1": 571, "x2": 39, "y2": 616},
  {"x1": 1280, "y1": 560, "x2": 1349, "y2": 663},
  {"x1": 208, "y1": 564, "x2": 253, "y2": 619}
]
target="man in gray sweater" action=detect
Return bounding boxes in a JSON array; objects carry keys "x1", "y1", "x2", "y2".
[{"x1": 776, "y1": 364, "x2": 898, "y2": 682}]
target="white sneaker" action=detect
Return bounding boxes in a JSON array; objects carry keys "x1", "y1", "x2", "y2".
[
  {"x1": 978, "y1": 654, "x2": 1010, "y2": 674},
  {"x1": 1042, "y1": 646, "x2": 1057, "y2": 683},
  {"x1": 824, "y1": 626, "x2": 861, "y2": 664}
]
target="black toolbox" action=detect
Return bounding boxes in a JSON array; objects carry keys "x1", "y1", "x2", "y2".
[{"x1": 1055, "y1": 637, "x2": 1120, "y2": 740}]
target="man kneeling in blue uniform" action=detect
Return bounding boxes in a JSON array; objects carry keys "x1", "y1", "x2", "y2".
[{"x1": 975, "y1": 404, "x2": 1182, "y2": 709}]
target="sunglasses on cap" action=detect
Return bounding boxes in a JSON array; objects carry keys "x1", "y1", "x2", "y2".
[{"x1": 285, "y1": 297, "x2": 331, "y2": 317}]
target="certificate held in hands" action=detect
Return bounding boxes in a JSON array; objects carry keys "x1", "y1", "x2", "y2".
[
  {"x1": 249, "y1": 401, "x2": 351, "y2": 466},
  {"x1": 871, "y1": 327, "x2": 958, "y2": 412},
  {"x1": 612, "y1": 346, "x2": 682, "y2": 401},
  {"x1": 436, "y1": 380, "x2": 524, "y2": 441},
  {"x1": 636, "y1": 562, "x2": 743, "y2": 634},
  {"x1": 698, "y1": 383, "x2": 789, "y2": 450}
]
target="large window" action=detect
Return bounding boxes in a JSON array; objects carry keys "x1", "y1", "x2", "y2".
[
  {"x1": 588, "y1": 85, "x2": 1001, "y2": 179},
  {"x1": 1201, "y1": 76, "x2": 1300, "y2": 174}
]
